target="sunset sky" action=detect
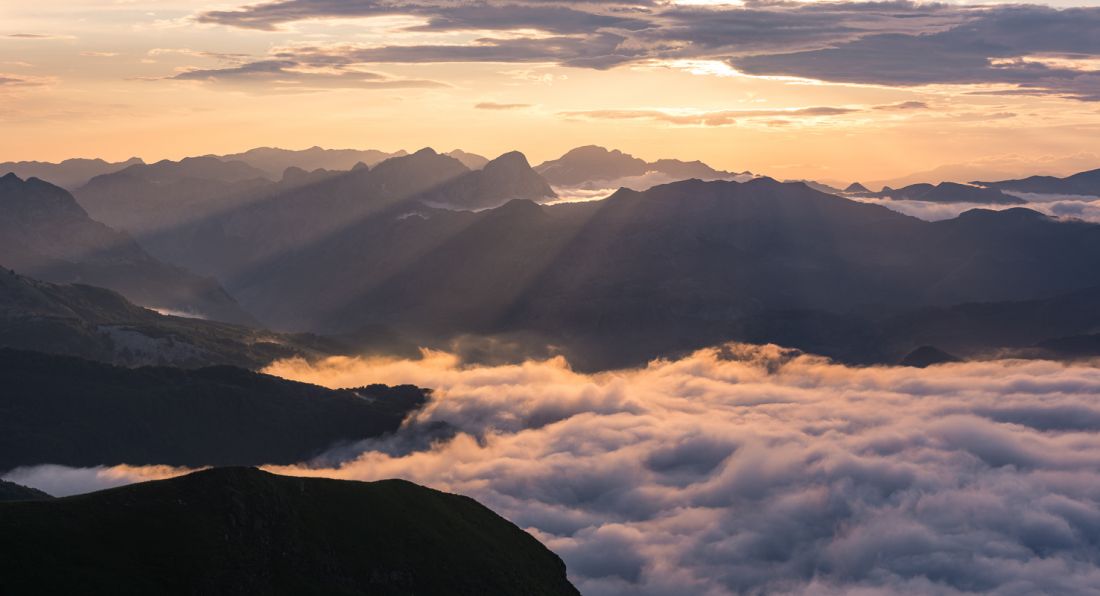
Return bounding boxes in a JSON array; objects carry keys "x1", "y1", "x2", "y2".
[{"x1": 4, "y1": 0, "x2": 1100, "y2": 182}]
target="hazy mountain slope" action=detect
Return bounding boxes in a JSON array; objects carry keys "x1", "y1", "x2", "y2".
[
  {"x1": 0, "y1": 157, "x2": 143, "y2": 190},
  {"x1": 103, "y1": 149, "x2": 550, "y2": 291},
  {"x1": 0, "y1": 174, "x2": 254, "y2": 324},
  {"x1": 226, "y1": 178, "x2": 1100, "y2": 369},
  {"x1": 217, "y1": 146, "x2": 406, "y2": 178},
  {"x1": 978, "y1": 167, "x2": 1100, "y2": 196},
  {"x1": 535, "y1": 145, "x2": 743, "y2": 186},
  {"x1": 131, "y1": 148, "x2": 472, "y2": 282},
  {"x1": 0, "y1": 268, "x2": 346, "y2": 368},
  {"x1": 76, "y1": 157, "x2": 274, "y2": 238},
  {"x1": 446, "y1": 149, "x2": 490, "y2": 169},
  {"x1": 0, "y1": 468, "x2": 579, "y2": 596},
  {"x1": 0, "y1": 349, "x2": 428, "y2": 471},
  {"x1": 416, "y1": 151, "x2": 555, "y2": 210}
]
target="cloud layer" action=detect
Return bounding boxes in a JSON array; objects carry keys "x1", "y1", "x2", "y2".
[
  {"x1": 192, "y1": 1, "x2": 1100, "y2": 100},
  {"x1": 13, "y1": 345, "x2": 1100, "y2": 594},
  {"x1": 855, "y1": 192, "x2": 1100, "y2": 222}
]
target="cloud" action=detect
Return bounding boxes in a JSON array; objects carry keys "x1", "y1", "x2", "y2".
[
  {"x1": 271, "y1": 32, "x2": 645, "y2": 69},
  {"x1": 2, "y1": 33, "x2": 74, "y2": 40},
  {"x1": 852, "y1": 192, "x2": 1100, "y2": 222},
  {"x1": 731, "y1": 6, "x2": 1100, "y2": 101},
  {"x1": 171, "y1": 59, "x2": 447, "y2": 91},
  {"x1": 0, "y1": 74, "x2": 48, "y2": 87},
  {"x1": 875, "y1": 100, "x2": 930, "y2": 111},
  {"x1": 191, "y1": 1, "x2": 1100, "y2": 100},
  {"x1": 197, "y1": 0, "x2": 654, "y2": 34},
  {"x1": 3, "y1": 464, "x2": 195, "y2": 498},
  {"x1": 475, "y1": 101, "x2": 532, "y2": 110},
  {"x1": 147, "y1": 48, "x2": 252, "y2": 63},
  {"x1": 560, "y1": 106, "x2": 860, "y2": 127},
  {"x1": 15, "y1": 344, "x2": 1100, "y2": 594}
]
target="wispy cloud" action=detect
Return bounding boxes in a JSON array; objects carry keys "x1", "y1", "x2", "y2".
[
  {"x1": 475, "y1": 101, "x2": 532, "y2": 110},
  {"x1": 3, "y1": 33, "x2": 74, "y2": 40},
  {"x1": 559, "y1": 106, "x2": 870, "y2": 127},
  {"x1": 171, "y1": 59, "x2": 447, "y2": 92}
]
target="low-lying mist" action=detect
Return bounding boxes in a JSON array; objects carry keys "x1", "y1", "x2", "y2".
[
  {"x1": 854, "y1": 193, "x2": 1100, "y2": 222},
  {"x1": 8, "y1": 345, "x2": 1100, "y2": 594}
]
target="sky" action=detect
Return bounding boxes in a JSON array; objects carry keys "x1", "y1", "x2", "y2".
[{"x1": 3, "y1": 0, "x2": 1100, "y2": 182}]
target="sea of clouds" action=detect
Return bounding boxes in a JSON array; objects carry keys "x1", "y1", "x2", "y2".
[
  {"x1": 854, "y1": 192, "x2": 1100, "y2": 223},
  {"x1": 8, "y1": 345, "x2": 1100, "y2": 594}
]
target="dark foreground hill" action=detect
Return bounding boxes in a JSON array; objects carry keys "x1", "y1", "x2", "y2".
[
  {"x1": 0, "y1": 467, "x2": 580, "y2": 596},
  {"x1": 0, "y1": 349, "x2": 428, "y2": 471},
  {"x1": 0, "y1": 479, "x2": 51, "y2": 502}
]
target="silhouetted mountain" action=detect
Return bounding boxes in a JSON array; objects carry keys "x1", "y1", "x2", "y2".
[
  {"x1": 0, "y1": 268, "x2": 348, "y2": 368},
  {"x1": 977, "y1": 167, "x2": 1100, "y2": 197},
  {"x1": 0, "y1": 480, "x2": 51, "y2": 502},
  {"x1": 417, "y1": 151, "x2": 555, "y2": 210},
  {"x1": 0, "y1": 467, "x2": 579, "y2": 595},
  {"x1": 0, "y1": 349, "x2": 428, "y2": 470},
  {"x1": 534, "y1": 145, "x2": 745, "y2": 187},
  {"x1": 446, "y1": 149, "x2": 490, "y2": 170},
  {"x1": 535, "y1": 145, "x2": 647, "y2": 185},
  {"x1": 845, "y1": 182, "x2": 870, "y2": 193},
  {"x1": 899, "y1": 346, "x2": 961, "y2": 367},
  {"x1": 876, "y1": 182, "x2": 1023, "y2": 204},
  {"x1": 217, "y1": 146, "x2": 407, "y2": 178},
  {"x1": 648, "y1": 158, "x2": 737, "y2": 180},
  {"x1": 0, "y1": 174, "x2": 254, "y2": 324},
  {"x1": 223, "y1": 178, "x2": 1100, "y2": 369},
  {"x1": 0, "y1": 157, "x2": 143, "y2": 189}
]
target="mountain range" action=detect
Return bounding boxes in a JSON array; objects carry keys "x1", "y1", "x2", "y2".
[
  {"x1": 0, "y1": 467, "x2": 580, "y2": 595},
  {"x1": 74, "y1": 148, "x2": 552, "y2": 290},
  {"x1": 212, "y1": 178, "x2": 1100, "y2": 368},
  {"x1": 10, "y1": 148, "x2": 1100, "y2": 370},
  {"x1": 0, "y1": 157, "x2": 143, "y2": 190},
  {"x1": 976, "y1": 167, "x2": 1100, "y2": 197},
  {"x1": 855, "y1": 181, "x2": 1024, "y2": 204}
]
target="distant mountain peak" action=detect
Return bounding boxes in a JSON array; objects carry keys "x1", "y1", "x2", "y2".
[
  {"x1": 446, "y1": 149, "x2": 490, "y2": 170},
  {"x1": 900, "y1": 346, "x2": 961, "y2": 367},
  {"x1": 485, "y1": 150, "x2": 532, "y2": 170}
]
